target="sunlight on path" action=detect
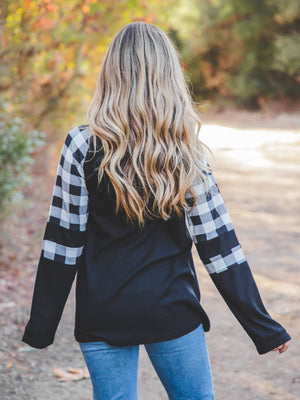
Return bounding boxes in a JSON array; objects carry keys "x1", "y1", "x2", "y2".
[{"x1": 200, "y1": 124, "x2": 300, "y2": 169}]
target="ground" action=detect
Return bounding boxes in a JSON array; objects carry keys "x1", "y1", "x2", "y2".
[{"x1": 0, "y1": 111, "x2": 299, "y2": 400}]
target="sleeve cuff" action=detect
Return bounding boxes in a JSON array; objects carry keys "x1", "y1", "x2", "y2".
[
  {"x1": 21, "y1": 329, "x2": 55, "y2": 349},
  {"x1": 255, "y1": 330, "x2": 292, "y2": 355}
]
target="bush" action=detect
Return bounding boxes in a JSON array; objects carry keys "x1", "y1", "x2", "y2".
[{"x1": 0, "y1": 105, "x2": 46, "y2": 219}]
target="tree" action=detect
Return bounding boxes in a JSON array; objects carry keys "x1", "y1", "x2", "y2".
[
  {"x1": 169, "y1": 0, "x2": 300, "y2": 107},
  {"x1": 1, "y1": 0, "x2": 176, "y2": 139}
]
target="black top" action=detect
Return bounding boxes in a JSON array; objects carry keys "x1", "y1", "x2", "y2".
[{"x1": 22, "y1": 125, "x2": 291, "y2": 354}]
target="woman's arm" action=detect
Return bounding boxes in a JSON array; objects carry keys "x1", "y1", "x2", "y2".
[
  {"x1": 185, "y1": 158, "x2": 291, "y2": 355},
  {"x1": 22, "y1": 126, "x2": 89, "y2": 349}
]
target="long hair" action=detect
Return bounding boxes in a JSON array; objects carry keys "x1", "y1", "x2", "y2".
[{"x1": 87, "y1": 21, "x2": 213, "y2": 229}]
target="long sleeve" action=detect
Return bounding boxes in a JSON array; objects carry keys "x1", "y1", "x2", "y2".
[
  {"x1": 22, "y1": 127, "x2": 89, "y2": 349},
  {"x1": 185, "y1": 158, "x2": 291, "y2": 354}
]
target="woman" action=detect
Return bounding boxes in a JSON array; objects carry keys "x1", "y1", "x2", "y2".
[{"x1": 22, "y1": 21, "x2": 291, "y2": 400}]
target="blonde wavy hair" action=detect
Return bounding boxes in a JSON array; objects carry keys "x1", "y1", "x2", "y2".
[{"x1": 87, "y1": 21, "x2": 213, "y2": 228}]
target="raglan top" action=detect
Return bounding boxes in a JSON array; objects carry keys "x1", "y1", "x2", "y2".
[{"x1": 22, "y1": 125, "x2": 291, "y2": 354}]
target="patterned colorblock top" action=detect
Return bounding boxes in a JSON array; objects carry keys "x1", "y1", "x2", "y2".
[{"x1": 22, "y1": 125, "x2": 291, "y2": 354}]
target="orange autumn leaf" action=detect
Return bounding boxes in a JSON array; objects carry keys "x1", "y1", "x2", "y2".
[
  {"x1": 35, "y1": 18, "x2": 55, "y2": 30},
  {"x1": 82, "y1": 5, "x2": 90, "y2": 14},
  {"x1": 24, "y1": 0, "x2": 31, "y2": 10},
  {"x1": 53, "y1": 366, "x2": 90, "y2": 382}
]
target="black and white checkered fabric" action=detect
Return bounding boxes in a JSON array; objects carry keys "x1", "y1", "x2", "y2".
[
  {"x1": 185, "y1": 159, "x2": 247, "y2": 274},
  {"x1": 41, "y1": 125, "x2": 90, "y2": 265}
]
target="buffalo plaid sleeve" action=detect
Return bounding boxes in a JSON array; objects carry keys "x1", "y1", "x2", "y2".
[
  {"x1": 22, "y1": 126, "x2": 89, "y2": 349},
  {"x1": 185, "y1": 158, "x2": 291, "y2": 354}
]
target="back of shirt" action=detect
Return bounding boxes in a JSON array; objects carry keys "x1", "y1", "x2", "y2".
[{"x1": 75, "y1": 126, "x2": 209, "y2": 344}]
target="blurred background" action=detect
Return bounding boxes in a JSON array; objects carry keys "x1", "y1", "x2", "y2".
[
  {"x1": 1, "y1": 0, "x2": 300, "y2": 217},
  {"x1": 0, "y1": 1, "x2": 299, "y2": 400}
]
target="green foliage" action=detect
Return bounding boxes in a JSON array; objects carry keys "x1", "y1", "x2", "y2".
[
  {"x1": 169, "y1": 0, "x2": 300, "y2": 107},
  {"x1": 0, "y1": 102, "x2": 45, "y2": 216},
  {"x1": 273, "y1": 34, "x2": 300, "y2": 76}
]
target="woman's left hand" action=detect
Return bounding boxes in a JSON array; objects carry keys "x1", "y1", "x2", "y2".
[{"x1": 271, "y1": 340, "x2": 291, "y2": 354}]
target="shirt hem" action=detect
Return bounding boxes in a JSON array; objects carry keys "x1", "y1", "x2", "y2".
[{"x1": 74, "y1": 319, "x2": 204, "y2": 346}]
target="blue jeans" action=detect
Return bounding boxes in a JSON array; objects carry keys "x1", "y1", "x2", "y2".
[{"x1": 79, "y1": 323, "x2": 215, "y2": 400}]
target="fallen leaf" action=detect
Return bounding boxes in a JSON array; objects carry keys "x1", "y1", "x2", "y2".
[
  {"x1": 5, "y1": 360, "x2": 14, "y2": 368},
  {"x1": 53, "y1": 366, "x2": 90, "y2": 382}
]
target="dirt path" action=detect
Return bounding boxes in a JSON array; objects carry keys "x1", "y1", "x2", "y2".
[{"x1": 1, "y1": 112, "x2": 299, "y2": 399}]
